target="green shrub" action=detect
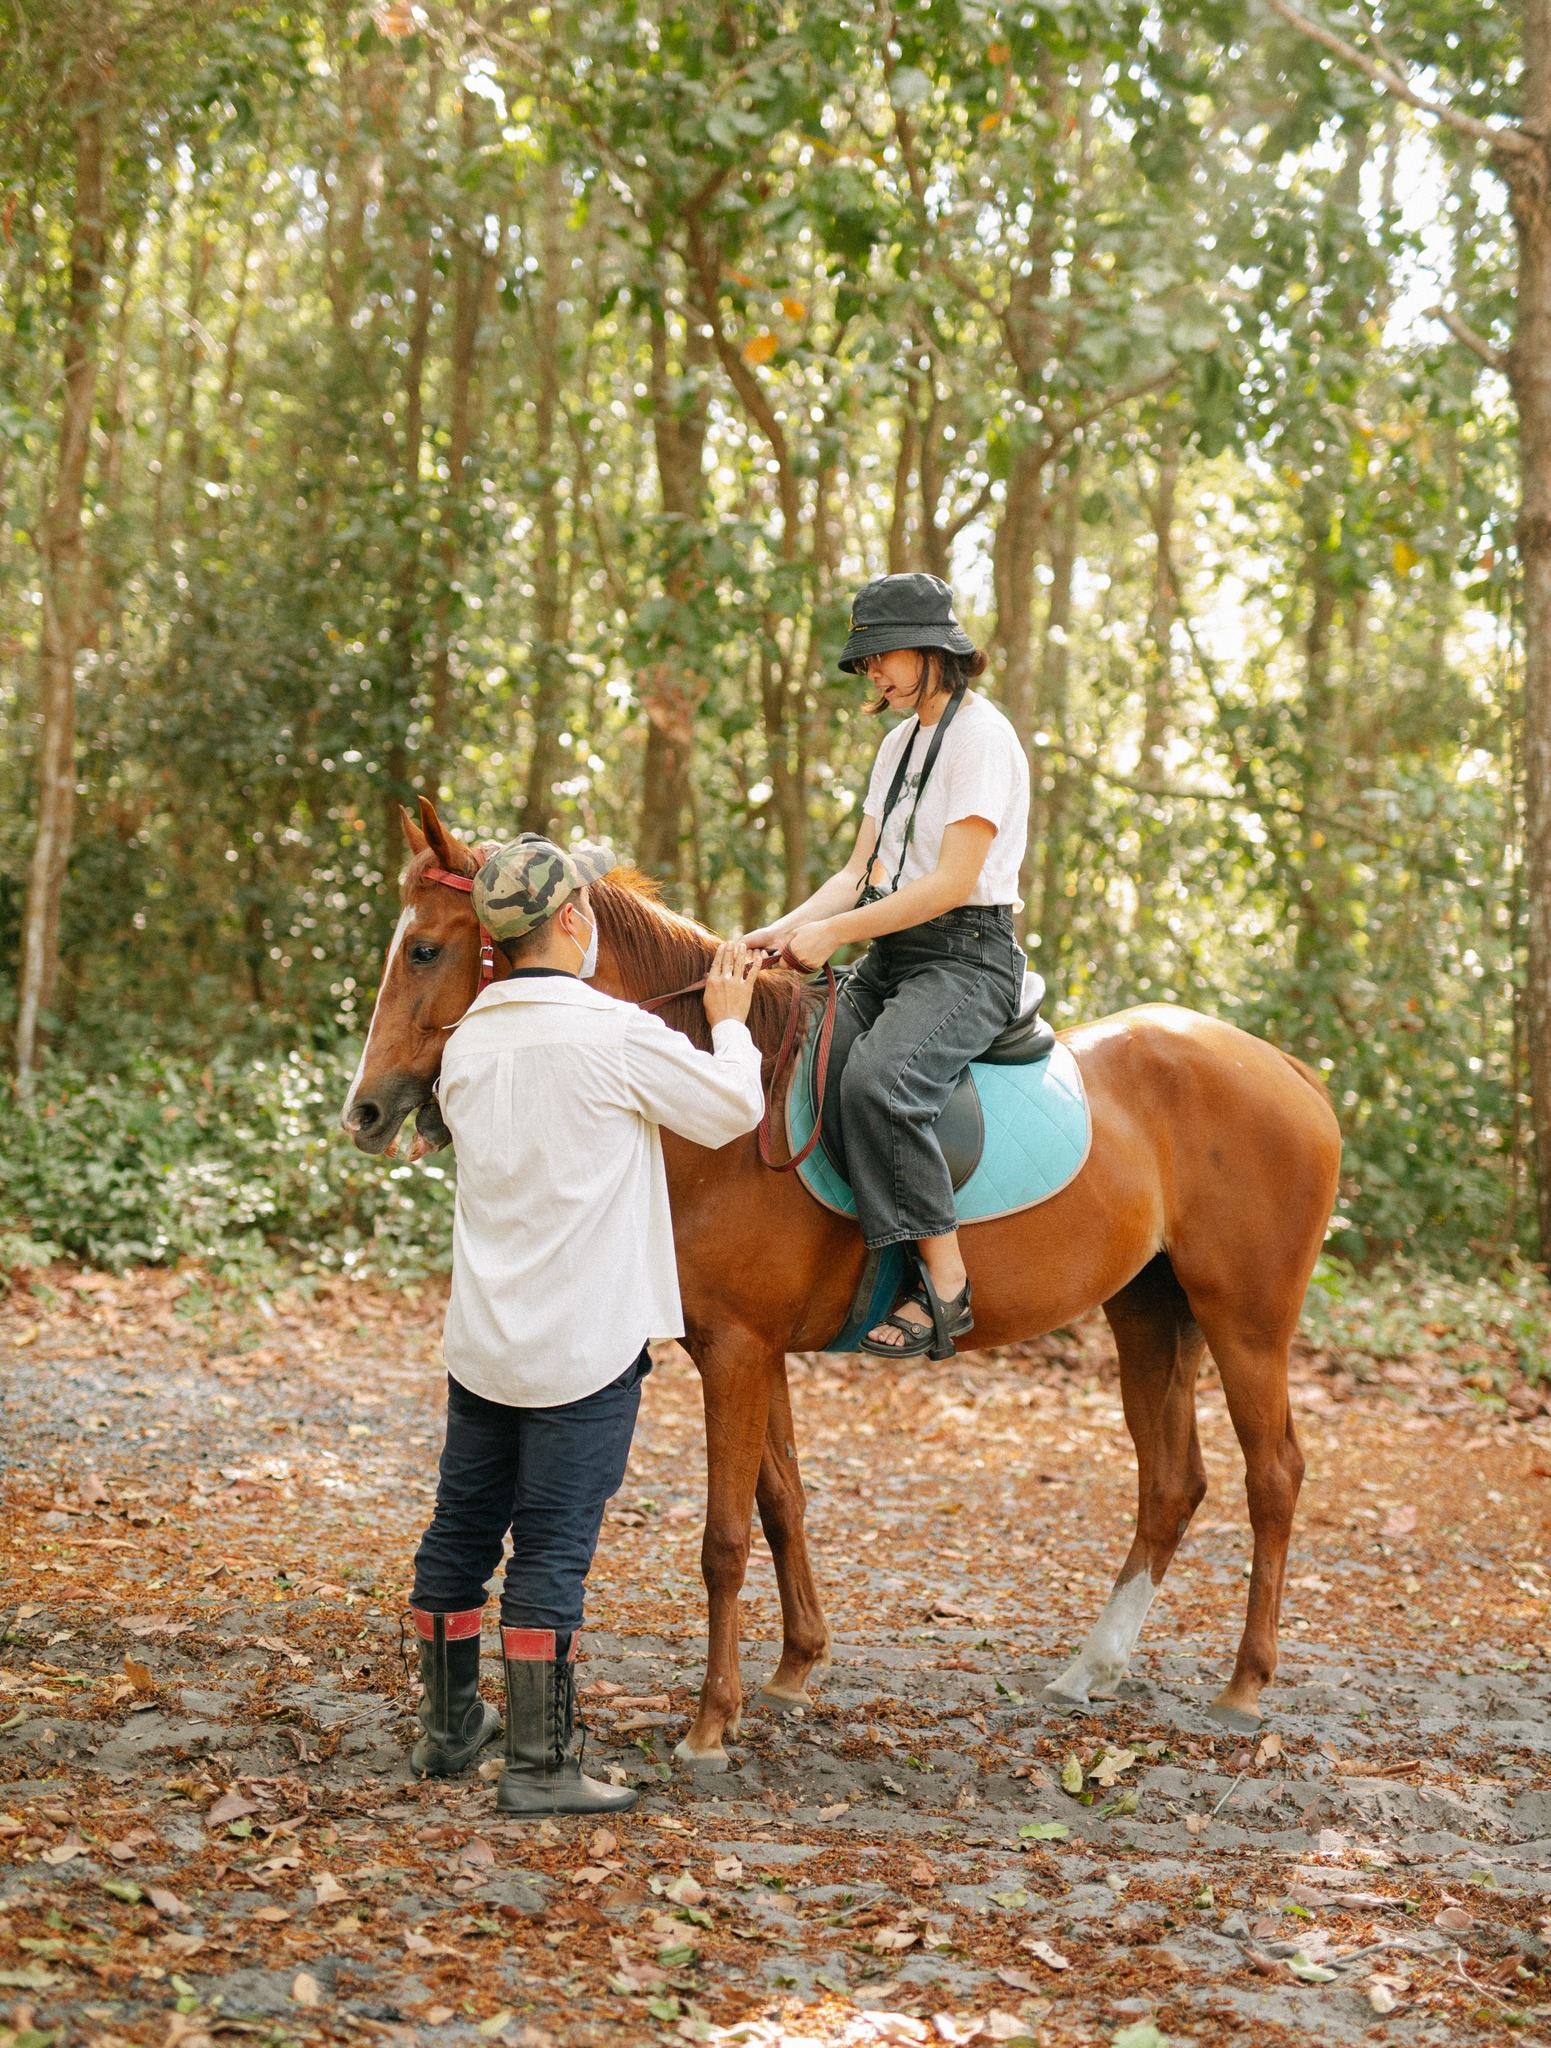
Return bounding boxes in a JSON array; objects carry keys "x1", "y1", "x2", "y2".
[
  {"x1": 0, "y1": 1050, "x2": 452, "y2": 1283},
  {"x1": 1301, "y1": 1254, "x2": 1551, "y2": 1386}
]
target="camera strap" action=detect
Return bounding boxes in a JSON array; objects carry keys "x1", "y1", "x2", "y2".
[{"x1": 857, "y1": 684, "x2": 967, "y2": 904}]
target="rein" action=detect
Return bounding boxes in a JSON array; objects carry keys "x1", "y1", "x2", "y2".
[{"x1": 641, "y1": 948, "x2": 838, "y2": 1174}]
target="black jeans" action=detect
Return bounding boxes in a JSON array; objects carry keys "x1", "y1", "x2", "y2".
[
  {"x1": 821, "y1": 906, "x2": 1023, "y2": 1249},
  {"x1": 410, "y1": 1348, "x2": 650, "y2": 1633}
]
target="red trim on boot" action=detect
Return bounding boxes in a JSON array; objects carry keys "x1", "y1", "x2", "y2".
[
  {"x1": 499, "y1": 1628, "x2": 579, "y2": 1662},
  {"x1": 411, "y1": 1605, "x2": 484, "y2": 1642},
  {"x1": 501, "y1": 1626, "x2": 556, "y2": 1661}
]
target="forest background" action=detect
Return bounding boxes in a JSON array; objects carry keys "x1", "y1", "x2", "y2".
[{"x1": 0, "y1": 0, "x2": 1540, "y2": 1319}]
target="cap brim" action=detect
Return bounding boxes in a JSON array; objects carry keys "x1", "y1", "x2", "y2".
[
  {"x1": 569, "y1": 840, "x2": 620, "y2": 884},
  {"x1": 838, "y1": 624, "x2": 976, "y2": 674}
]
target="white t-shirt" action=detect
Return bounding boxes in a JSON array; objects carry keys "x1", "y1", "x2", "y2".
[{"x1": 863, "y1": 691, "x2": 1030, "y2": 910}]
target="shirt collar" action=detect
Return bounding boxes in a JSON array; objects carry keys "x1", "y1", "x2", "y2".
[{"x1": 459, "y1": 975, "x2": 618, "y2": 1021}]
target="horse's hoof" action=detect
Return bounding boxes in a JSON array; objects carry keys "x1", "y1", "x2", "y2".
[
  {"x1": 754, "y1": 1687, "x2": 811, "y2": 1717},
  {"x1": 1205, "y1": 1700, "x2": 1262, "y2": 1734},
  {"x1": 1041, "y1": 1683, "x2": 1091, "y2": 1712},
  {"x1": 673, "y1": 1736, "x2": 730, "y2": 1774}
]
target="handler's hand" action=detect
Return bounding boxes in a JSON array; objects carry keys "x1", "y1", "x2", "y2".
[{"x1": 704, "y1": 940, "x2": 762, "y2": 1027}]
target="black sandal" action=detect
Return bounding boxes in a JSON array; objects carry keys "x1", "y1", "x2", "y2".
[{"x1": 859, "y1": 1260, "x2": 973, "y2": 1361}]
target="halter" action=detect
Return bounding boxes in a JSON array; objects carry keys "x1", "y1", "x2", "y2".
[{"x1": 424, "y1": 855, "x2": 498, "y2": 991}]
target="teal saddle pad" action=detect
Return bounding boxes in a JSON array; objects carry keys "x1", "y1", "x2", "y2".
[{"x1": 786, "y1": 1031, "x2": 1092, "y2": 1229}]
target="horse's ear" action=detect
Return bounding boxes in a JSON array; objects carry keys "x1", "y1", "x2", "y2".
[
  {"x1": 400, "y1": 805, "x2": 429, "y2": 856},
  {"x1": 418, "y1": 794, "x2": 477, "y2": 877}
]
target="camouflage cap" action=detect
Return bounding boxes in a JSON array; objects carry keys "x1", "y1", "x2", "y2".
[{"x1": 472, "y1": 834, "x2": 618, "y2": 942}]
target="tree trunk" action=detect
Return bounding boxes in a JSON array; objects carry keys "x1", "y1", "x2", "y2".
[
  {"x1": 1294, "y1": 544, "x2": 1339, "y2": 981},
  {"x1": 992, "y1": 437, "x2": 1049, "y2": 767},
  {"x1": 888, "y1": 398, "x2": 917, "y2": 572},
  {"x1": 636, "y1": 290, "x2": 710, "y2": 891},
  {"x1": 1508, "y1": 0, "x2": 1551, "y2": 1256},
  {"x1": 381, "y1": 216, "x2": 431, "y2": 867},
  {"x1": 1140, "y1": 424, "x2": 1179, "y2": 782},
  {"x1": 1033, "y1": 462, "x2": 1080, "y2": 955},
  {"x1": 425, "y1": 92, "x2": 499, "y2": 762},
  {"x1": 16, "y1": 75, "x2": 109, "y2": 1081},
  {"x1": 760, "y1": 635, "x2": 809, "y2": 911},
  {"x1": 521, "y1": 160, "x2": 571, "y2": 835}
]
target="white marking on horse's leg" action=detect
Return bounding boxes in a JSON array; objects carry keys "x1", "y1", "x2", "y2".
[
  {"x1": 341, "y1": 907, "x2": 411, "y2": 1124},
  {"x1": 1044, "y1": 1570, "x2": 1157, "y2": 1705}
]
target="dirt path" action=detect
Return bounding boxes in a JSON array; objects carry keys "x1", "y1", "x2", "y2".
[{"x1": 4, "y1": 1271, "x2": 1551, "y2": 2047}]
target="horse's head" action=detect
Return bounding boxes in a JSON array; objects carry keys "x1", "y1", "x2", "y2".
[
  {"x1": 342, "y1": 801, "x2": 801, "y2": 1155},
  {"x1": 339, "y1": 797, "x2": 499, "y2": 1155}
]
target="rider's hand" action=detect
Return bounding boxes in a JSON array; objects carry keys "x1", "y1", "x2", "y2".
[
  {"x1": 740, "y1": 923, "x2": 787, "y2": 952},
  {"x1": 784, "y1": 921, "x2": 839, "y2": 972},
  {"x1": 704, "y1": 940, "x2": 762, "y2": 1027}
]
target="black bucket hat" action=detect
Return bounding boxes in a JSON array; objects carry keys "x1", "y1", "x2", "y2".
[{"x1": 838, "y1": 572, "x2": 976, "y2": 674}]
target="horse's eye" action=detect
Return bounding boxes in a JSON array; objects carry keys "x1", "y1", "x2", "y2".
[{"x1": 409, "y1": 942, "x2": 441, "y2": 966}]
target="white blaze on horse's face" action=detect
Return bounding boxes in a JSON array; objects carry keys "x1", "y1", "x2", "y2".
[
  {"x1": 1043, "y1": 1569, "x2": 1158, "y2": 1706},
  {"x1": 341, "y1": 907, "x2": 412, "y2": 1127}
]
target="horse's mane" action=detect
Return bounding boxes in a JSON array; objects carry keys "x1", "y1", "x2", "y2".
[
  {"x1": 591, "y1": 869, "x2": 815, "y2": 1071},
  {"x1": 402, "y1": 840, "x2": 810, "y2": 1073}
]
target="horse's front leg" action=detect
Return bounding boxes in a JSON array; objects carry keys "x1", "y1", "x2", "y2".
[
  {"x1": 675, "y1": 1323, "x2": 778, "y2": 1768},
  {"x1": 753, "y1": 1357, "x2": 830, "y2": 1712}
]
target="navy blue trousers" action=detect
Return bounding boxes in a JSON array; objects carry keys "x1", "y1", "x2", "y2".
[{"x1": 410, "y1": 1348, "x2": 650, "y2": 1633}]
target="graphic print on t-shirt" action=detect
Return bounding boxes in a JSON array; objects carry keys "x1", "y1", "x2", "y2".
[{"x1": 872, "y1": 728, "x2": 930, "y2": 883}]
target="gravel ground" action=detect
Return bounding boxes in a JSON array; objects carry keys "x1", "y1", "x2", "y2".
[{"x1": 3, "y1": 1268, "x2": 1551, "y2": 2046}]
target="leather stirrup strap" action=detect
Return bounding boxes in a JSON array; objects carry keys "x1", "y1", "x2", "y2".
[{"x1": 758, "y1": 962, "x2": 838, "y2": 1174}]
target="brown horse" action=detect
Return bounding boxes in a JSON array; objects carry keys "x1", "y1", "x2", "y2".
[{"x1": 342, "y1": 799, "x2": 1341, "y2": 1760}]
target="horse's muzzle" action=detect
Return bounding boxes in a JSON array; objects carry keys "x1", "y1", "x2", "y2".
[{"x1": 341, "y1": 1072, "x2": 430, "y2": 1154}]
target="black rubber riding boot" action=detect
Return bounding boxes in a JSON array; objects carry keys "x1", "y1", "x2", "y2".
[
  {"x1": 410, "y1": 1606, "x2": 502, "y2": 1777},
  {"x1": 495, "y1": 1627, "x2": 637, "y2": 1817}
]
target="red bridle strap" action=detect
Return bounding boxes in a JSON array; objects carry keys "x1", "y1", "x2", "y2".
[{"x1": 424, "y1": 863, "x2": 496, "y2": 989}]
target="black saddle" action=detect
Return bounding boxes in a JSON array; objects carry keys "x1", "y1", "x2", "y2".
[{"x1": 821, "y1": 970, "x2": 1055, "y2": 1192}]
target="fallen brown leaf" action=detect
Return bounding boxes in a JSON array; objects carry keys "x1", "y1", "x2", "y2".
[{"x1": 205, "y1": 1792, "x2": 257, "y2": 1827}]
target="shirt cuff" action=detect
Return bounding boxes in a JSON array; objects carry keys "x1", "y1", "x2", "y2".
[{"x1": 710, "y1": 1019, "x2": 756, "y2": 1054}]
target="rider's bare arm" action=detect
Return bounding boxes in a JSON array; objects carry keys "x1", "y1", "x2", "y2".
[
  {"x1": 781, "y1": 817, "x2": 997, "y2": 970},
  {"x1": 742, "y1": 816, "x2": 878, "y2": 950}
]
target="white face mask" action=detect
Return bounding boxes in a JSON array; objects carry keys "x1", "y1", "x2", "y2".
[{"x1": 572, "y1": 910, "x2": 598, "y2": 980}]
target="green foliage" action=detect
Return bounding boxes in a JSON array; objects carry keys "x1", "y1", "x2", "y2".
[
  {"x1": 0, "y1": 0, "x2": 1536, "y2": 1274},
  {"x1": 1303, "y1": 1255, "x2": 1551, "y2": 1388},
  {"x1": 0, "y1": 1054, "x2": 453, "y2": 1283}
]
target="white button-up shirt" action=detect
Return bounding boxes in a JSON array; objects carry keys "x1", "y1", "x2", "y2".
[{"x1": 437, "y1": 972, "x2": 765, "y2": 1408}]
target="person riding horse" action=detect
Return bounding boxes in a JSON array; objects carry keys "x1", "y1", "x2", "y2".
[{"x1": 746, "y1": 572, "x2": 1030, "y2": 1357}]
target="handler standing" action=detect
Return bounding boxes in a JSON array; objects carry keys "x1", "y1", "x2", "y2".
[{"x1": 407, "y1": 835, "x2": 765, "y2": 1817}]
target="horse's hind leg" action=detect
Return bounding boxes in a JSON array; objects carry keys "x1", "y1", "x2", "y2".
[
  {"x1": 1189, "y1": 1317, "x2": 1304, "y2": 1731},
  {"x1": 752, "y1": 1359, "x2": 831, "y2": 1712},
  {"x1": 1045, "y1": 1255, "x2": 1207, "y2": 1706}
]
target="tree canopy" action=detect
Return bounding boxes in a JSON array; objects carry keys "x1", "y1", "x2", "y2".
[{"x1": 0, "y1": 0, "x2": 1534, "y2": 1264}]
